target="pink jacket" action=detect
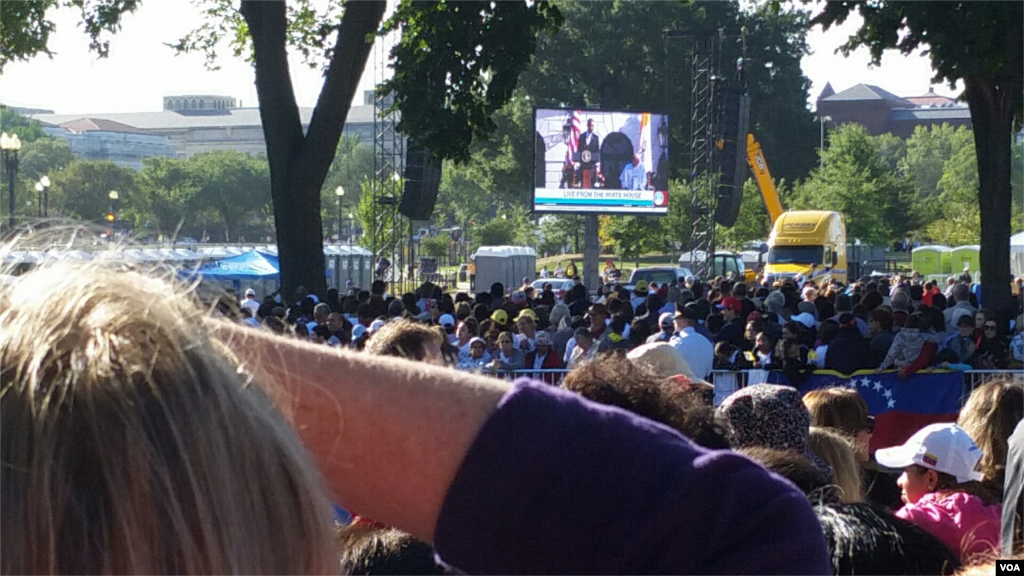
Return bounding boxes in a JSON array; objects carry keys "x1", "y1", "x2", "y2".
[{"x1": 896, "y1": 491, "x2": 1001, "y2": 565}]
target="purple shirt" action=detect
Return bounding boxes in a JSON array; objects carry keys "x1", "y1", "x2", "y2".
[{"x1": 434, "y1": 381, "x2": 830, "y2": 574}]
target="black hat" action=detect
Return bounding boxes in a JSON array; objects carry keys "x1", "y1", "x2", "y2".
[{"x1": 674, "y1": 304, "x2": 699, "y2": 322}]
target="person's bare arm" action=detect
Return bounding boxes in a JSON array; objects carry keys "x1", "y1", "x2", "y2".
[{"x1": 213, "y1": 320, "x2": 509, "y2": 541}]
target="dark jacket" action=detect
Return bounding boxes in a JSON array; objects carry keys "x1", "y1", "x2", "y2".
[
  {"x1": 869, "y1": 330, "x2": 896, "y2": 365},
  {"x1": 825, "y1": 326, "x2": 875, "y2": 375},
  {"x1": 715, "y1": 318, "x2": 749, "y2": 351},
  {"x1": 523, "y1": 350, "x2": 564, "y2": 385}
]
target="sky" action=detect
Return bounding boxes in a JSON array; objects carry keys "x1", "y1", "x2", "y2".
[{"x1": 0, "y1": 1, "x2": 961, "y2": 117}]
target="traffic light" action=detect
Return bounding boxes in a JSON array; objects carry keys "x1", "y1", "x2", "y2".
[{"x1": 105, "y1": 212, "x2": 115, "y2": 222}]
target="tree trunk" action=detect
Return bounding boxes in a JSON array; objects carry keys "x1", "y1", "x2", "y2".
[
  {"x1": 964, "y1": 72, "x2": 1017, "y2": 326},
  {"x1": 241, "y1": 0, "x2": 385, "y2": 299}
]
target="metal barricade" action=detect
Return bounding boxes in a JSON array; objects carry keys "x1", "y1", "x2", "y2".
[
  {"x1": 475, "y1": 367, "x2": 1020, "y2": 409},
  {"x1": 508, "y1": 368, "x2": 570, "y2": 386},
  {"x1": 703, "y1": 368, "x2": 1022, "y2": 408}
]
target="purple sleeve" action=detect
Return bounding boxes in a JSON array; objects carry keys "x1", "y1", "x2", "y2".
[{"x1": 433, "y1": 380, "x2": 830, "y2": 575}]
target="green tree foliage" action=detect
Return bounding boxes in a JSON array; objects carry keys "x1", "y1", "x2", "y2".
[
  {"x1": 518, "y1": 1, "x2": 817, "y2": 184},
  {"x1": 658, "y1": 181, "x2": 693, "y2": 252},
  {"x1": 602, "y1": 215, "x2": 662, "y2": 267},
  {"x1": 18, "y1": 137, "x2": 75, "y2": 181},
  {"x1": 813, "y1": 0, "x2": 1022, "y2": 318},
  {"x1": 435, "y1": 160, "x2": 491, "y2": 233},
  {"x1": 0, "y1": 106, "x2": 48, "y2": 142},
  {"x1": 49, "y1": 160, "x2": 140, "y2": 222},
  {"x1": 469, "y1": 207, "x2": 536, "y2": 251},
  {"x1": 319, "y1": 135, "x2": 373, "y2": 238},
  {"x1": 381, "y1": 1, "x2": 561, "y2": 163},
  {"x1": 537, "y1": 214, "x2": 584, "y2": 256},
  {"x1": 472, "y1": 218, "x2": 516, "y2": 249},
  {"x1": 139, "y1": 157, "x2": 197, "y2": 238},
  {"x1": 921, "y1": 139, "x2": 981, "y2": 246},
  {"x1": 790, "y1": 123, "x2": 915, "y2": 245},
  {"x1": 418, "y1": 235, "x2": 449, "y2": 260},
  {"x1": 902, "y1": 124, "x2": 974, "y2": 199},
  {"x1": 738, "y1": 4, "x2": 820, "y2": 183},
  {"x1": 355, "y1": 178, "x2": 406, "y2": 255},
  {"x1": 189, "y1": 151, "x2": 272, "y2": 242},
  {"x1": 4, "y1": 0, "x2": 559, "y2": 296}
]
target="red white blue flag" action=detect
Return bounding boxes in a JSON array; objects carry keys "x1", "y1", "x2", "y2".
[{"x1": 762, "y1": 369, "x2": 963, "y2": 450}]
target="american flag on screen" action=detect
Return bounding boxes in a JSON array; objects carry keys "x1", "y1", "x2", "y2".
[{"x1": 565, "y1": 110, "x2": 581, "y2": 166}]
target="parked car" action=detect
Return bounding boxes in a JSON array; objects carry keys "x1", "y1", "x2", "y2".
[
  {"x1": 532, "y1": 279, "x2": 576, "y2": 301},
  {"x1": 623, "y1": 267, "x2": 694, "y2": 291}
]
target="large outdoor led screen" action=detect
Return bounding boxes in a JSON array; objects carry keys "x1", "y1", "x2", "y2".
[{"x1": 533, "y1": 108, "x2": 669, "y2": 215}]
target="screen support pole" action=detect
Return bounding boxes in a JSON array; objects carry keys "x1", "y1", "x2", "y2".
[{"x1": 584, "y1": 214, "x2": 600, "y2": 294}]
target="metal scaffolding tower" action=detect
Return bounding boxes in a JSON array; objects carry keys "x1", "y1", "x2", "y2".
[
  {"x1": 688, "y1": 34, "x2": 722, "y2": 278},
  {"x1": 371, "y1": 34, "x2": 407, "y2": 294}
]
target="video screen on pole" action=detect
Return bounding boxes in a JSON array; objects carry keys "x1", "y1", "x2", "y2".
[{"x1": 533, "y1": 108, "x2": 669, "y2": 215}]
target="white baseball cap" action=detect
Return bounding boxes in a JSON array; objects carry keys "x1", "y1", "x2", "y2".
[
  {"x1": 875, "y1": 423, "x2": 984, "y2": 483},
  {"x1": 245, "y1": 288, "x2": 256, "y2": 297},
  {"x1": 439, "y1": 313, "x2": 456, "y2": 328},
  {"x1": 792, "y1": 312, "x2": 816, "y2": 329}
]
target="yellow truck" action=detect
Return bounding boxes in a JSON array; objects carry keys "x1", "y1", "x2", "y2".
[
  {"x1": 763, "y1": 211, "x2": 848, "y2": 286},
  {"x1": 746, "y1": 134, "x2": 848, "y2": 286}
]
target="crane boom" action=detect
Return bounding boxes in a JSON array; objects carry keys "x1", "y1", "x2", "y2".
[{"x1": 745, "y1": 134, "x2": 784, "y2": 226}]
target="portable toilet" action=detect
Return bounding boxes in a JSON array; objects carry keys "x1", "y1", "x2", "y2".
[
  {"x1": 474, "y1": 246, "x2": 537, "y2": 294},
  {"x1": 950, "y1": 245, "x2": 980, "y2": 278},
  {"x1": 911, "y1": 245, "x2": 950, "y2": 276},
  {"x1": 329, "y1": 245, "x2": 373, "y2": 291}
]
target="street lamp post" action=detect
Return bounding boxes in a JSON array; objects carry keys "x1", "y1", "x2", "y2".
[
  {"x1": 40, "y1": 176, "x2": 50, "y2": 218},
  {"x1": 35, "y1": 182, "x2": 43, "y2": 218},
  {"x1": 35, "y1": 176, "x2": 50, "y2": 218},
  {"x1": 818, "y1": 115, "x2": 832, "y2": 169},
  {"x1": 348, "y1": 212, "x2": 355, "y2": 245},
  {"x1": 108, "y1": 191, "x2": 120, "y2": 233},
  {"x1": 334, "y1": 186, "x2": 344, "y2": 243},
  {"x1": 1, "y1": 132, "x2": 23, "y2": 230}
]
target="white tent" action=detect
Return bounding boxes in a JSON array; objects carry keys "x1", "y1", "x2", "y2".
[{"x1": 1012, "y1": 231, "x2": 1024, "y2": 277}]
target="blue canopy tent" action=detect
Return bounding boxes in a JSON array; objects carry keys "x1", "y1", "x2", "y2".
[
  {"x1": 192, "y1": 250, "x2": 281, "y2": 297},
  {"x1": 197, "y1": 249, "x2": 280, "y2": 280}
]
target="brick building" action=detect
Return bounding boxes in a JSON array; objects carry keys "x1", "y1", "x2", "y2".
[{"x1": 816, "y1": 83, "x2": 971, "y2": 138}]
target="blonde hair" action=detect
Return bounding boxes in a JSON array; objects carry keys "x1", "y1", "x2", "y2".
[
  {"x1": 0, "y1": 261, "x2": 338, "y2": 573},
  {"x1": 808, "y1": 427, "x2": 863, "y2": 503},
  {"x1": 957, "y1": 380, "x2": 1024, "y2": 496}
]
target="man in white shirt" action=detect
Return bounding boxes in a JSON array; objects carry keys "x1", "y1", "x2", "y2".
[
  {"x1": 240, "y1": 288, "x2": 261, "y2": 316},
  {"x1": 669, "y1": 306, "x2": 714, "y2": 380},
  {"x1": 619, "y1": 155, "x2": 647, "y2": 190}
]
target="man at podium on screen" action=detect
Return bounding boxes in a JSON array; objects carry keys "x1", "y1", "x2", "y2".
[{"x1": 577, "y1": 119, "x2": 600, "y2": 188}]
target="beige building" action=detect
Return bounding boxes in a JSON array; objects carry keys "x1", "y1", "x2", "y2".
[{"x1": 31, "y1": 93, "x2": 376, "y2": 159}]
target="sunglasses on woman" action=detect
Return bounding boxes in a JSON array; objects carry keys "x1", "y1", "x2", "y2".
[{"x1": 984, "y1": 324, "x2": 998, "y2": 331}]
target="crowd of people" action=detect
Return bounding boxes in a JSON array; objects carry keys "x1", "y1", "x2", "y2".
[
  {"x1": 3, "y1": 254, "x2": 1023, "y2": 574},
  {"x1": 237, "y1": 269, "x2": 1024, "y2": 388},
  {"x1": 216, "y1": 264, "x2": 1024, "y2": 569}
]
